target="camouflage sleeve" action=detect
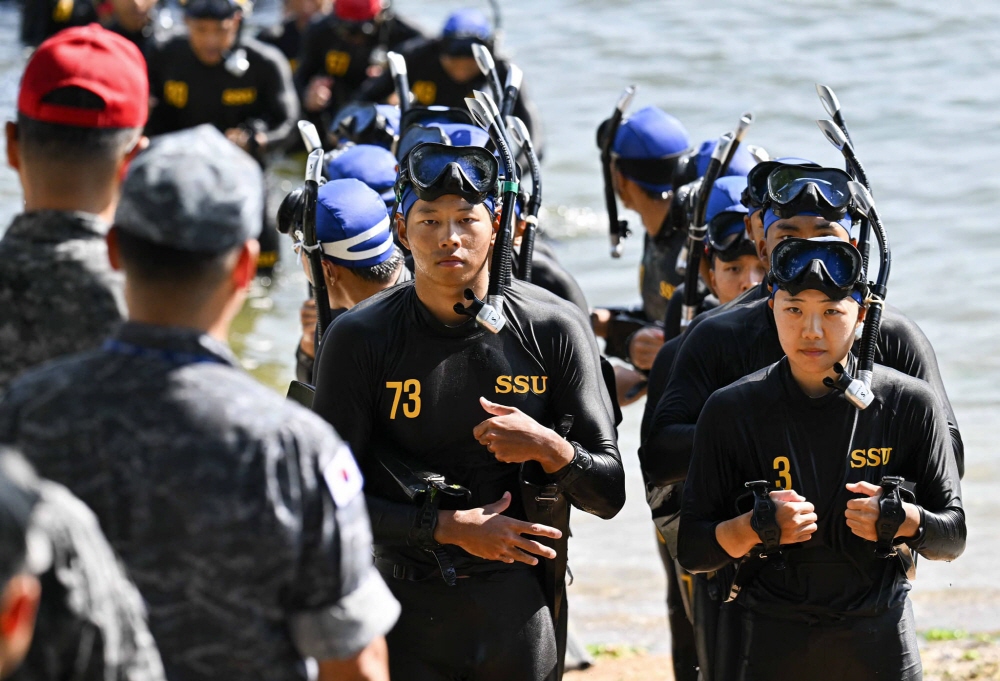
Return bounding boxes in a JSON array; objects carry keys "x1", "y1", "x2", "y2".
[
  {"x1": 283, "y1": 423, "x2": 399, "y2": 660},
  {"x1": 19, "y1": 481, "x2": 166, "y2": 681}
]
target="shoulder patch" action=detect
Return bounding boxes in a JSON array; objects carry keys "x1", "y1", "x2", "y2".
[{"x1": 323, "y1": 444, "x2": 364, "y2": 507}]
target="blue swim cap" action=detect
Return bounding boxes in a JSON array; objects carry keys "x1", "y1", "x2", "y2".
[
  {"x1": 435, "y1": 122, "x2": 490, "y2": 148},
  {"x1": 398, "y1": 184, "x2": 496, "y2": 221},
  {"x1": 327, "y1": 144, "x2": 398, "y2": 210},
  {"x1": 613, "y1": 106, "x2": 690, "y2": 193},
  {"x1": 442, "y1": 8, "x2": 492, "y2": 41},
  {"x1": 705, "y1": 176, "x2": 749, "y2": 224},
  {"x1": 693, "y1": 138, "x2": 758, "y2": 179},
  {"x1": 316, "y1": 179, "x2": 395, "y2": 268}
]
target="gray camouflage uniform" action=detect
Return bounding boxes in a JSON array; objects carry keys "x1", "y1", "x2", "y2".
[
  {"x1": 0, "y1": 211, "x2": 126, "y2": 392},
  {"x1": 0, "y1": 450, "x2": 165, "y2": 681},
  {"x1": 0, "y1": 126, "x2": 399, "y2": 680}
]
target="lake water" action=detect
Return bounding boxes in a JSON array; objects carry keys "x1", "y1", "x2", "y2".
[{"x1": 0, "y1": 0, "x2": 997, "y2": 651}]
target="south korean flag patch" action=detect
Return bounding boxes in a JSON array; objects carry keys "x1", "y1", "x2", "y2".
[{"x1": 323, "y1": 444, "x2": 364, "y2": 507}]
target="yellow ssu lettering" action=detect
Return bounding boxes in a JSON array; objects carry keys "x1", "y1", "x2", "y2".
[
  {"x1": 496, "y1": 375, "x2": 548, "y2": 395},
  {"x1": 164, "y1": 81, "x2": 188, "y2": 108},
  {"x1": 495, "y1": 376, "x2": 512, "y2": 394},
  {"x1": 850, "y1": 447, "x2": 892, "y2": 468},
  {"x1": 513, "y1": 376, "x2": 530, "y2": 394},
  {"x1": 221, "y1": 88, "x2": 257, "y2": 106},
  {"x1": 326, "y1": 50, "x2": 351, "y2": 76}
]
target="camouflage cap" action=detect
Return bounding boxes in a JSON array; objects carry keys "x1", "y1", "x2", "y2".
[
  {"x1": 0, "y1": 448, "x2": 40, "y2": 585},
  {"x1": 116, "y1": 125, "x2": 263, "y2": 253}
]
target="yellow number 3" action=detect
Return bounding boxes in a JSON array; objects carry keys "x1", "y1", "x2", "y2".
[
  {"x1": 773, "y1": 456, "x2": 792, "y2": 490},
  {"x1": 386, "y1": 380, "x2": 421, "y2": 419}
]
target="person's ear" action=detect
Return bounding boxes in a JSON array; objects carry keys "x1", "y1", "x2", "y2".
[
  {"x1": 0, "y1": 574, "x2": 42, "y2": 662},
  {"x1": 857, "y1": 304, "x2": 867, "y2": 325},
  {"x1": 757, "y1": 236, "x2": 769, "y2": 266},
  {"x1": 232, "y1": 240, "x2": 259, "y2": 290},
  {"x1": 743, "y1": 214, "x2": 753, "y2": 239},
  {"x1": 6, "y1": 121, "x2": 20, "y2": 172},
  {"x1": 395, "y1": 213, "x2": 409, "y2": 251},
  {"x1": 768, "y1": 296, "x2": 775, "y2": 311},
  {"x1": 106, "y1": 226, "x2": 123, "y2": 271},
  {"x1": 321, "y1": 258, "x2": 338, "y2": 288},
  {"x1": 117, "y1": 135, "x2": 149, "y2": 183},
  {"x1": 490, "y1": 211, "x2": 500, "y2": 245}
]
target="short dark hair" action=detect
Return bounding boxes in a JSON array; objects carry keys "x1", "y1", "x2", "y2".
[
  {"x1": 16, "y1": 87, "x2": 140, "y2": 165},
  {"x1": 336, "y1": 245, "x2": 405, "y2": 285},
  {"x1": 115, "y1": 229, "x2": 236, "y2": 288}
]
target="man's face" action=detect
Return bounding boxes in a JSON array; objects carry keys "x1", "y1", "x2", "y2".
[
  {"x1": 186, "y1": 15, "x2": 240, "y2": 66},
  {"x1": 112, "y1": 0, "x2": 155, "y2": 32},
  {"x1": 772, "y1": 288, "x2": 862, "y2": 377},
  {"x1": 439, "y1": 55, "x2": 481, "y2": 84},
  {"x1": 709, "y1": 253, "x2": 765, "y2": 305},
  {"x1": 397, "y1": 195, "x2": 496, "y2": 289},
  {"x1": 759, "y1": 215, "x2": 850, "y2": 271}
]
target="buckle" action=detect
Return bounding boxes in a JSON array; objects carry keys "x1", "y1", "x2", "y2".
[{"x1": 745, "y1": 480, "x2": 785, "y2": 569}]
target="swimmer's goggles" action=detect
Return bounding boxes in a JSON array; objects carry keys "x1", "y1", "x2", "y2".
[
  {"x1": 395, "y1": 142, "x2": 499, "y2": 205},
  {"x1": 765, "y1": 166, "x2": 857, "y2": 222},
  {"x1": 741, "y1": 160, "x2": 822, "y2": 211},
  {"x1": 706, "y1": 211, "x2": 754, "y2": 260},
  {"x1": 769, "y1": 237, "x2": 866, "y2": 301}
]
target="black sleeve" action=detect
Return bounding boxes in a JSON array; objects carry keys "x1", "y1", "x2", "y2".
[
  {"x1": 878, "y1": 309, "x2": 964, "y2": 478},
  {"x1": 541, "y1": 303, "x2": 625, "y2": 519},
  {"x1": 353, "y1": 70, "x2": 395, "y2": 104},
  {"x1": 899, "y1": 382, "x2": 966, "y2": 561},
  {"x1": 677, "y1": 391, "x2": 747, "y2": 573},
  {"x1": 294, "y1": 22, "x2": 325, "y2": 93},
  {"x1": 311, "y1": 316, "x2": 427, "y2": 546},
  {"x1": 258, "y1": 51, "x2": 301, "y2": 148},
  {"x1": 640, "y1": 319, "x2": 726, "y2": 485},
  {"x1": 386, "y1": 15, "x2": 425, "y2": 46},
  {"x1": 527, "y1": 254, "x2": 589, "y2": 315},
  {"x1": 144, "y1": 48, "x2": 173, "y2": 138},
  {"x1": 641, "y1": 335, "x2": 681, "y2": 441}
]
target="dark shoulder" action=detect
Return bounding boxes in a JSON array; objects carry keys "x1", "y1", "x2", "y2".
[
  {"x1": 242, "y1": 37, "x2": 289, "y2": 68},
  {"x1": 679, "y1": 297, "x2": 765, "y2": 353},
  {"x1": 507, "y1": 279, "x2": 591, "y2": 330},
  {"x1": 323, "y1": 282, "x2": 412, "y2": 339},
  {"x1": 871, "y1": 362, "x2": 942, "y2": 418},
  {"x1": 878, "y1": 303, "x2": 933, "y2": 346},
  {"x1": 702, "y1": 361, "x2": 781, "y2": 415},
  {"x1": 151, "y1": 35, "x2": 190, "y2": 59},
  {"x1": 401, "y1": 37, "x2": 438, "y2": 59}
]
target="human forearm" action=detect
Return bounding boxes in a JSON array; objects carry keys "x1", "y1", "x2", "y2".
[{"x1": 317, "y1": 637, "x2": 389, "y2": 681}]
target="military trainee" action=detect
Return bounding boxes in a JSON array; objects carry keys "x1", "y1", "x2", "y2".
[
  {"x1": 0, "y1": 25, "x2": 148, "y2": 393},
  {"x1": 679, "y1": 237, "x2": 965, "y2": 680},
  {"x1": 0, "y1": 126, "x2": 399, "y2": 681},
  {"x1": 312, "y1": 143, "x2": 625, "y2": 680},
  {"x1": 0, "y1": 447, "x2": 165, "y2": 681}
]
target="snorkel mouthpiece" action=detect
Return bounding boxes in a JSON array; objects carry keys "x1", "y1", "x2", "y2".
[
  {"x1": 453, "y1": 289, "x2": 506, "y2": 333},
  {"x1": 825, "y1": 364, "x2": 875, "y2": 410}
]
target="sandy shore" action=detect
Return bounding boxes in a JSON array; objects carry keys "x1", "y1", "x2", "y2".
[{"x1": 565, "y1": 632, "x2": 1000, "y2": 681}]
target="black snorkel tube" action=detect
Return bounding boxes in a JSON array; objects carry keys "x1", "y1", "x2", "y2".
[
  {"x1": 456, "y1": 91, "x2": 519, "y2": 334},
  {"x1": 499, "y1": 63, "x2": 523, "y2": 119},
  {"x1": 471, "y1": 43, "x2": 505, "y2": 109},
  {"x1": 507, "y1": 115, "x2": 541, "y2": 282},
  {"x1": 680, "y1": 112, "x2": 753, "y2": 330},
  {"x1": 599, "y1": 85, "x2": 638, "y2": 258},
  {"x1": 301, "y1": 148, "x2": 333, "y2": 341},
  {"x1": 386, "y1": 51, "x2": 411, "y2": 115},
  {"x1": 814, "y1": 121, "x2": 891, "y2": 410},
  {"x1": 816, "y1": 84, "x2": 874, "y2": 275}
]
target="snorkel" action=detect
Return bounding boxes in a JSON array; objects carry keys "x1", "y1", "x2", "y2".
[
  {"x1": 471, "y1": 43, "x2": 505, "y2": 110},
  {"x1": 599, "y1": 85, "x2": 638, "y2": 258},
  {"x1": 457, "y1": 91, "x2": 519, "y2": 333},
  {"x1": 386, "y1": 51, "x2": 411, "y2": 115},
  {"x1": 499, "y1": 63, "x2": 523, "y2": 119},
  {"x1": 813, "y1": 96, "x2": 891, "y2": 410},
  {"x1": 680, "y1": 112, "x2": 753, "y2": 329},
  {"x1": 507, "y1": 116, "x2": 542, "y2": 282},
  {"x1": 276, "y1": 121, "x2": 333, "y2": 347}
]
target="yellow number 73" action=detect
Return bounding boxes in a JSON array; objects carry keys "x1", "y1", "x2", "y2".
[{"x1": 386, "y1": 380, "x2": 421, "y2": 419}]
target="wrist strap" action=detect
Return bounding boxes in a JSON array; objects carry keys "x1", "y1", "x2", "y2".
[
  {"x1": 745, "y1": 480, "x2": 785, "y2": 569},
  {"x1": 875, "y1": 476, "x2": 906, "y2": 558}
]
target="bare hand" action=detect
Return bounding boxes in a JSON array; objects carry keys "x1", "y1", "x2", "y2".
[
  {"x1": 305, "y1": 76, "x2": 333, "y2": 112},
  {"x1": 844, "y1": 481, "x2": 921, "y2": 542},
  {"x1": 590, "y1": 308, "x2": 612, "y2": 337},
  {"x1": 772, "y1": 489, "x2": 818, "y2": 545},
  {"x1": 434, "y1": 491, "x2": 562, "y2": 566},
  {"x1": 473, "y1": 398, "x2": 574, "y2": 474},
  {"x1": 224, "y1": 127, "x2": 250, "y2": 151},
  {"x1": 299, "y1": 298, "x2": 317, "y2": 358},
  {"x1": 628, "y1": 326, "x2": 665, "y2": 370},
  {"x1": 613, "y1": 365, "x2": 647, "y2": 406}
]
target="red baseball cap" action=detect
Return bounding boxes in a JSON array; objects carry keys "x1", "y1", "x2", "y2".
[
  {"x1": 18, "y1": 24, "x2": 149, "y2": 129},
  {"x1": 334, "y1": 0, "x2": 381, "y2": 21}
]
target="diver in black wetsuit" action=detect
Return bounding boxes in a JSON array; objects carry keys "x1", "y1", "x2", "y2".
[
  {"x1": 354, "y1": 9, "x2": 542, "y2": 151},
  {"x1": 145, "y1": 0, "x2": 299, "y2": 277},
  {"x1": 679, "y1": 237, "x2": 965, "y2": 681},
  {"x1": 643, "y1": 165, "x2": 965, "y2": 681},
  {"x1": 310, "y1": 143, "x2": 625, "y2": 681}
]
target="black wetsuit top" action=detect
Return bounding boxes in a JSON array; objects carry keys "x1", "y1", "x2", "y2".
[
  {"x1": 257, "y1": 18, "x2": 305, "y2": 71},
  {"x1": 296, "y1": 14, "x2": 423, "y2": 113},
  {"x1": 662, "y1": 282, "x2": 716, "y2": 342},
  {"x1": 20, "y1": 0, "x2": 96, "y2": 47},
  {"x1": 106, "y1": 19, "x2": 156, "y2": 56},
  {"x1": 146, "y1": 36, "x2": 299, "y2": 156},
  {"x1": 312, "y1": 280, "x2": 624, "y2": 575},
  {"x1": 679, "y1": 357, "x2": 965, "y2": 620},
  {"x1": 511, "y1": 246, "x2": 589, "y2": 315},
  {"x1": 643, "y1": 298, "x2": 964, "y2": 486},
  {"x1": 355, "y1": 38, "x2": 543, "y2": 153}
]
